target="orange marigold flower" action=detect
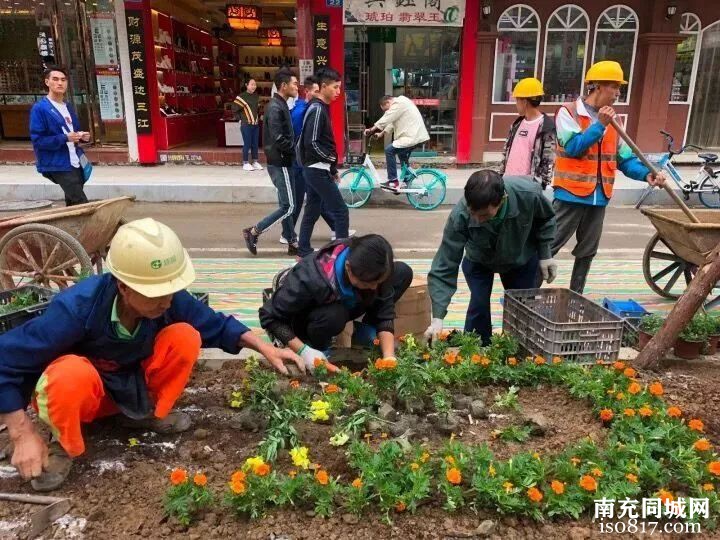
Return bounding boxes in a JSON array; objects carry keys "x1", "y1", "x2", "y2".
[
  {"x1": 170, "y1": 468, "x2": 188, "y2": 486},
  {"x1": 694, "y1": 439, "x2": 712, "y2": 452},
  {"x1": 638, "y1": 406, "x2": 653, "y2": 418},
  {"x1": 628, "y1": 382, "x2": 642, "y2": 395},
  {"x1": 288, "y1": 469, "x2": 297, "y2": 479},
  {"x1": 613, "y1": 361, "x2": 626, "y2": 371},
  {"x1": 508, "y1": 357, "x2": 518, "y2": 366},
  {"x1": 395, "y1": 501, "x2": 406, "y2": 512},
  {"x1": 446, "y1": 467, "x2": 462, "y2": 485},
  {"x1": 626, "y1": 473, "x2": 638, "y2": 483},
  {"x1": 422, "y1": 353, "x2": 431, "y2": 361},
  {"x1": 527, "y1": 487, "x2": 543, "y2": 503},
  {"x1": 438, "y1": 330, "x2": 451, "y2": 341},
  {"x1": 231, "y1": 470, "x2": 246, "y2": 484},
  {"x1": 552, "y1": 356, "x2": 563, "y2": 364},
  {"x1": 591, "y1": 468, "x2": 603, "y2": 478},
  {"x1": 315, "y1": 469, "x2": 329, "y2": 485},
  {"x1": 579, "y1": 475, "x2": 598, "y2": 492},
  {"x1": 551, "y1": 480, "x2": 565, "y2": 495},
  {"x1": 599, "y1": 409, "x2": 614, "y2": 422},
  {"x1": 667, "y1": 406, "x2": 682, "y2": 418},
  {"x1": 623, "y1": 367, "x2": 637, "y2": 378},
  {"x1": 314, "y1": 358, "x2": 325, "y2": 369},
  {"x1": 410, "y1": 462, "x2": 420, "y2": 471},
  {"x1": 616, "y1": 392, "x2": 625, "y2": 400},
  {"x1": 624, "y1": 408, "x2": 636, "y2": 417},
  {"x1": 374, "y1": 358, "x2": 398, "y2": 370},
  {"x1": 471, "y1": 354, "x2": 481, "y2": 364},
  {"x1": 534, "y1": 355, "x2": 546, "y2": 365},
  {"x1": 352, "y1": 478, "x2": 363, "y2": 489},
  {"x1": 373, "y1": 338, "x2": 380, "y2": 346},
  {"x1": 657, "y1": 489, "x2": 674, "y2": 503},
  {"x1": 649, "y1": 382, "x2": 664, "y2": 396},
  {"x1": 708, "y1": 461, "x2": 720, "y2": 476},
  {"x1": 254, "y1": 463, "x2": 271, "y2": 477},
  {"x1": 230, "y1": 479, "x2": 246, "y2": 494},
  {"x1": 503, "y1": 481, "x2": 514, "y2": 493},
  {"x1": 290, "y1": 380, "x2": 300, "y2": 389},
  {"x1": 325, "y1": 384, "x2": 340, "y2": 394},
  {"x1": 703, "y1": 483, "x2": 715, "y2": 492},
  {"x1": 689, "y1": 419, "x2": 705, "y2": 432},
  {"x1": 444, "y1": 351, "x2": 458, "y2": 365},
  {"x1": 571, "y1": 457, "x2": 581, "y2": 466},
  {"x1": 193, "y1": 472, "x2": 207, "y2": 487}
]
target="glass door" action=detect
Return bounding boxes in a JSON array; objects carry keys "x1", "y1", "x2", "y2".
[
  {"x1": 687, "y1": 22, "x2": 720, "y2": 150},
  {"x1": 344, "y1": 27, "x2": 369, "y2": 159}
]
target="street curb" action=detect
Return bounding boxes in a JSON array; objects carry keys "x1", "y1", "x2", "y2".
[{"x1": 0, "y1": 182, "x2": 681, "y2": 207}]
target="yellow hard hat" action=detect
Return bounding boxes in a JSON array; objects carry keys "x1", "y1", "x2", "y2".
[
  {"x1": 585, "y1": 61, "x2": 627, "y2": 84},
  {"x1": 106, "y1": 218, "x2": 196, "y2": 298},
  {"x1": 512, "y1": 77, "x2": 544, "y2": 98}
]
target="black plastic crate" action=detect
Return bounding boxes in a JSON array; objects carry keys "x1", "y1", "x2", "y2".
[
  {"x1": 345, "y1": 152, "x2": 366, "y2": 166},
  {"x1": 0, "y1": 286, "x2": 57, "y2": 335}
]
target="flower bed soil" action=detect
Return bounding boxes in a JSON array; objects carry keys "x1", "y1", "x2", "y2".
[{"x1": 1, "y1": 352, "x2": 720, "y2": 539}]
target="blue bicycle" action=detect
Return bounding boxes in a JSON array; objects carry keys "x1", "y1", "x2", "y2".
[{"x1": 636, "y1": 130, "x2": 720, "y2": 209}]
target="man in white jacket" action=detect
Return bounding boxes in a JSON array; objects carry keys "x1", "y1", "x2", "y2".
[{"x1": 365, "y1": 95, "x2": 429, "y2": 190}]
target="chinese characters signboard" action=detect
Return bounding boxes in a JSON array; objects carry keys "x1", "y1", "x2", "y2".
[
  {"x1": 344, "y1": 0, "x2": 465, "y2": 26},
  {"x1": 125, "y1": 10, "x2": 152, "y2": 134},
  {"x1": 313, "y1": 16, "x2": 329, "y2": 71}
]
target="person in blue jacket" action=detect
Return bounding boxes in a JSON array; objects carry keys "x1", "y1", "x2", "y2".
[
  {"x1": 0, "y1": 218, "x2": 303, "y2": 492},
  {"x1": 30, "y1": 66, "x2": 89, "y2": 206}
]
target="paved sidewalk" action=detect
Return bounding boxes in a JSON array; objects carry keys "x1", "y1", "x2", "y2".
[{"x1": 0, "y1": 164, "x2": 701, "y2": 206}]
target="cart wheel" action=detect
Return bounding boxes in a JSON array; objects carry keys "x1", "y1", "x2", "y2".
[
  {"x1": 642, "y1": 233, "x2": 696, "y2": 299},
  {"x1": 0, "y1": 223, "x2": 94, "y2": 291},
  {"x1": 406, "y1": 170, "x2": 447, "y2": 211}
]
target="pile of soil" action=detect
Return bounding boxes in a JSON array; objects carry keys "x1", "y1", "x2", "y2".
[{"x1": 1, "y1": 353, "x2": 718, "y2": 540}]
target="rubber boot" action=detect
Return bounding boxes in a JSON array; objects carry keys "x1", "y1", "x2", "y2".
[
  {"x1": 119, "y1": 410, "x2": 192, "y2": 434},
  {"x1": 31, "y1": 441, "x2": 73, "y2": 492},
  {"x1": 570, "y1": 256, "x2": 594, "y2": 294}
]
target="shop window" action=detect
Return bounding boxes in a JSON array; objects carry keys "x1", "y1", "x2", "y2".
[
  {"x1": 670, "y1": 13, "x2": 701, "y2": 104},
  {"x1": 592, "y1": 5, "x2": 638, "y2": 104},
  {"x1": 687, "y1": 21, "x2": 720, "y2": 149},
  {"x1": 542, "y1": 5, "x2": 589, "y2": 103},
  {"x1": 493, "y1": 5, "x2": 540, "y2": 103}
]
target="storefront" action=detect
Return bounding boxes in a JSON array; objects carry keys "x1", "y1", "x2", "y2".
[
  {"x1": 470, "y1": 1, "x2": 720, "y2": 162},
  {"x1": 0, "y1": 0, "x2": 129, "y2": 159}
]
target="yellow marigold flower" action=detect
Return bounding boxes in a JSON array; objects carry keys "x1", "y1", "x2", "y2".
[
  {"x1": 488, "y1": 465, "x2": 496, "y2": 477},
  {"x1": 616, "y1": 392, "x2": 625, "y2": 400},
  {"x1": 503, "y1": 481, "x2": 514, "y2": 493},
  {"x1": 290, "y1": 446, "x2": 311, "y2": 470},
  {"x1": 243, "y1": 456, "x2": 265, "y2": 472},
  {"x1": 410, "y1": 463, "x2": 420, "y2": 471},
  {"x1": 571, "y1": 457, "x2": 581, "y2": 466},
  {"x1": 420, "y1": 451, "x2": 430, "y2": 463},
  {"x1": 445, "y1": 455, "x2": 455, "y2": 465}
]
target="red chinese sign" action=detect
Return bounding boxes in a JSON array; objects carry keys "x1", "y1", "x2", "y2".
[
  {"x1": 412, "y1": 98, "x2": 440, "y2": 106},
  {"x1": 344, "y1": 0, "x2": 465, "y2": 26}
]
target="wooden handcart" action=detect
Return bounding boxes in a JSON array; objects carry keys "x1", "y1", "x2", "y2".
[
  {"x1": 641, "y1": 208, "x2": 720, "y2": 308},
  {"x1": 0, "y1": 196, "x2": 134, "y2": 291}
]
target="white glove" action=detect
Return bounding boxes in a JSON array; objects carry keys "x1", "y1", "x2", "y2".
[
  {"x1": 424, "y1": 318, "x2": 444, "y2": 343},
  {"x1": 539, "y1": 258, "x2": 558, "y2": 284},
  {"x1": 298, "y1": 344, "x2": 328, "y2": 372}
]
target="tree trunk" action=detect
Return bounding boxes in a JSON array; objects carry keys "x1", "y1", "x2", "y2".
[{"x1": 635, "y1": 244, "x2": 720, "y2": 370}]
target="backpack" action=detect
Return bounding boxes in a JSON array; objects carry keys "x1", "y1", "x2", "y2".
[{"x1": 295, "y1": 102, "x2": 321, "y2": 166}]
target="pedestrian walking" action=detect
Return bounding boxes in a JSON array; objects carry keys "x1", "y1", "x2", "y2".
[
  {"x1": 30, "y1": 66, "x2": 90, "y2": 207},
  {"x1": 297, "y1": 67, "x2": 349, "y2": 258},
  {"x1": 287, "y1": 75, "x2": 354, "y2": 245},
  {"x1": 364, "y1": 95, "x2": 429, "y2": 191},
  {"x1": 425, "y1": 171, "x2": 557, "y2": 345},
  {"x1": 499, "y1": 77, "x2": 556, "y2": 189},
  {"x1": 234, "y1": 78, "x2": 262, "y2": 171},
  {"x1": 243, "y1": 71, "x2": 300, "y2": 256},
  {"x1": 550, "y1": 61, "x2": 668, "y2": 293}
]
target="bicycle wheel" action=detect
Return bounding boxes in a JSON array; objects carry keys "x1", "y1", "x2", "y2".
[
  {"x1": 339, "y1": 169, "x2": 373, "y2": 208},
  {"x1": 698, "y1": 176, "x2": 720, "y2": 208},
  {"x1": 405, "y1": 169, "x2": 447, "y2": 210}
]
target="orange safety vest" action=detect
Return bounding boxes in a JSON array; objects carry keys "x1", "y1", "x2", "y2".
[{"x1": 553, "y1": 101, "x2": 618, "y2": 199}]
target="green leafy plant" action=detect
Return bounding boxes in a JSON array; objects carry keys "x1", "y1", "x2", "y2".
[
  {"x1": 494, "y1": 425, "x2": 532, "y2": 443},
  {"x1": 164, "y1": 469, "x2": 213, "y2": 526},
  {"x1": 0, "y1": 291, "x2": 43, "y2": 315},
  {"x1": 493, "y1": 385, "x2": 521, "y2": 412},
  {"x1": 432, "y1": 388, "x2": 453, "y2": 415},
  {"x1": 679, "y1": 313, "x2": 709, "y2": 342},
  {"x1": 638, "y1": 313, "x2": 664, "y2": 335}
]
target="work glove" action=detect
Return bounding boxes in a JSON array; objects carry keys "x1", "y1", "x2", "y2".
[
  {"x1": 539, "y1": 258, "x2": 558, "y2": 284},
  {"x1": 424, "y1": 318, "x2": 444, "y2": 343},
  {"x1": 298, "y1": 344, "x2": 339, "y2": 374}
]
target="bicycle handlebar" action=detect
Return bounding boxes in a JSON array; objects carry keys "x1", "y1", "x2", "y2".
[{"x1": 658, "y1": 130, "x2": 703, "y2": 158}]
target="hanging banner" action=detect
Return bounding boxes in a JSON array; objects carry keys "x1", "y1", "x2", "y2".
[
  {"x1": 89, "y1": 13, "x2": 118, "y2": 66},
  {"x1": 344, "y1": 0, "x2": 465, "y2": 26},
  {"x1": 125, "y1": 9, "x2": 152, "y2": 134},
  {"x1": 96, "y1": 70, "x2": 124, "y2": 122},
  {"x1": 313, "y1": 16, "x2": 330, "y2": 70}
]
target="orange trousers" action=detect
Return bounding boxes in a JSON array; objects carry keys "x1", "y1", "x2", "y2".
[{"x1": 33, "y1": 323, "x2": 201, "y2": 457}]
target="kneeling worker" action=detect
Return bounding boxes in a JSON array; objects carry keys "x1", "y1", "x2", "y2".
[
  {"x1": 425, "y1": 171, "x2": 557, "y2": 345},
  {"x1": 0, "y1": 218, "x2": 303, "y2": 491},
  {"x1": 260, "y1": 234, "x2": 413, "y2": 369}
]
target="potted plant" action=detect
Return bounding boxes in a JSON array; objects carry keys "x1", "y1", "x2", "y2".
[
  {"x1": 702, "y1": 314, "x2": 720, "y2": 355},
  {"x1": 637, "y1": 313, "x2": 664, "y2": 350},
  {"x1": 674, "y1": 314, "x2": 709, "y2": 360}
]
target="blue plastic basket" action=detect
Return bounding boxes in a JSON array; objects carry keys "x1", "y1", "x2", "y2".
[{"x1": 602, "y1": 298, "x2": 648, "y2": 330}]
